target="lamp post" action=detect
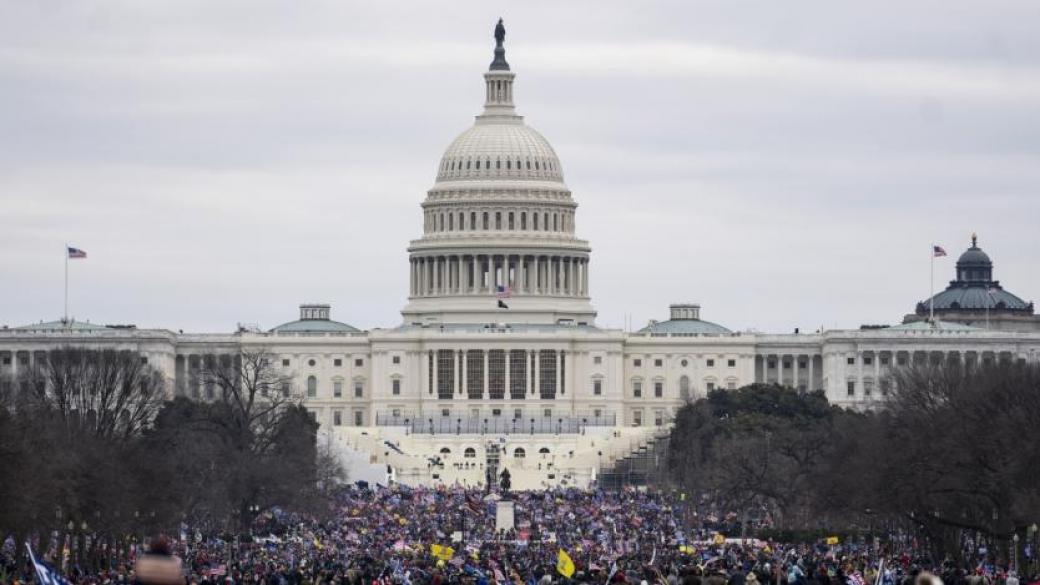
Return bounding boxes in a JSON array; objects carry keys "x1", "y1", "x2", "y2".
[{"x1": 1013, "y1": 533, "x2": 1020, "y2": 574}]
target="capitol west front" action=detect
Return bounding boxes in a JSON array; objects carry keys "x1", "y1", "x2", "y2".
[{"x1": 3, "y1": 23, "x2": 1038, "y2": 490}]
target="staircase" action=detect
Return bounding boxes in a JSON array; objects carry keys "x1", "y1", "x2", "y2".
[{"x1": 597, "y1": 429, "x2": 671, "y2": 491}]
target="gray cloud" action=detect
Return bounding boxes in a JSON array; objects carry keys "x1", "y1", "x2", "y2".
[{"x1": 1, "y1": 0, "x2": 1037, "y2": 333}]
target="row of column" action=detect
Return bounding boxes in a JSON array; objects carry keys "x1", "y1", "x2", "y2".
[
  {"x1": 427, "y1": 349, "x2": 565, "y2": 400},
  {"x1": 756, "y1": 354, "x2": 820, "y2": 392},
  {"x1": 410, "y1": 254, "x2": 588, "y2": 298}
]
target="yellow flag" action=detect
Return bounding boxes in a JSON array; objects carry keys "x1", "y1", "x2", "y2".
[
  {"x1": 678, "y1": 545, "x2": 694, "y2": 554},
  {"x1": 313, "y1": 537, "x2": 323, "y2": 550},
  {"x1": 557, "y1": 549, "x2": 576, "y2": 578},
  {"x1": 713, "y1": 533, "x2": 726, "y2": 545},
  {"x1": 825, "y1": 536, "x2": 840, "y2": 545},
  {"x1": 430, "y1": 544, "x2": 455, "y2": 560}
]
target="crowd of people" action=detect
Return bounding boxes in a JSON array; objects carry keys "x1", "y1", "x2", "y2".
[{"x1": 2, "y1": 485, "x2": 1035, "y2": 585}]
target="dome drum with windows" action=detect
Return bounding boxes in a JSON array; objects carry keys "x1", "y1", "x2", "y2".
[{"x1": 403, "y1": 20, "x2": 594, "y2": 325}]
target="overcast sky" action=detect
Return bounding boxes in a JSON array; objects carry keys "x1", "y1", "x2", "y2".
[{"x1": 1, "y1": 1, "x2": 1038, "y2": 334}]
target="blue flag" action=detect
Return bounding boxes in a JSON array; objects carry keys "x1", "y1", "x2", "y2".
[{"x1": 26, "y1": 543, "x2": 71, "y2": 585}]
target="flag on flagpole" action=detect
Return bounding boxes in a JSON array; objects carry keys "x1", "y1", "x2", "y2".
[
  {"x1": 932, "y1": 245, "x2": 947, "y2": 257},
  {"x1": 67, "y1": 246, "x2": 87, "y2": 259},
  {"x1": 26, "y1": 543, "x2": 71, "y2": 585},
  {"x1": 495, "y1": 285, "x2": 511, "y2": 298}
]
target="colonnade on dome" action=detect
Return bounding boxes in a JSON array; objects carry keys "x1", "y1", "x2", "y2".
[{"x1": 409, "y1": 254, "x2": 589, "y2": 298}]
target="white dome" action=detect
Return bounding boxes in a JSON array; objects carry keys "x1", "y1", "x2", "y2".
[{"x1": 436, "y1": 121, "x2": 564, "y2": 183}]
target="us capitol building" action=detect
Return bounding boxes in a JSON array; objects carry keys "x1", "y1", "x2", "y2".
[{"x1": 3, "y1": 22, "x2": 1038, "y2": 489}]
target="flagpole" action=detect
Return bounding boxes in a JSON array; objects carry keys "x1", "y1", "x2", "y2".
[
  {"x1": 929, "y1": 244, "x2": 934, "y2": 323},
  {"x1": 64, "y1": 242, "x2": 69, "y2": 325}
]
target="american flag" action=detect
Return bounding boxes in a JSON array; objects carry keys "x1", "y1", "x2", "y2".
[
  {"x1": 495, "y1": 285, "x2": 511, "y2": 299},
  {"x1": 67, "y1": 246, "x2": 87, "y2": 259},
  {"x1": 932, "y1": 245, "x2": 947, "y2": 257}
]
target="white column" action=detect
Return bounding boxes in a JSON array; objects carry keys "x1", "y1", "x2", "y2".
[
  {"x1": 532, "y1": 350, "x2": 540, "y2": 397},
  {"x1": 454, "y1": 350, "x2": 461, "y2": 396},
  {"x1": 533, "y1": 256, "x2": 540, "y2": 293},
  {"x1": 462, "y1": 351, "x2": 468, "y2": 397},
  {"x1": 808, "y1": 356, "x2": 815, "y2": 392},
  {"x1": 505, "y1": 351, "x2": 511, "y2": 396},
  {"x1": 793, "y1": 355, "x2": 800, "y2": 390},
  {"x1": 483, "y1": 350, "x2": 490, "y2": 399},
  {"x1": 555, "y1": 350, "x2": 562, "y2": 397},
  {"x1": 566, "y1": 257, "x2": 573, "y2": 295}
]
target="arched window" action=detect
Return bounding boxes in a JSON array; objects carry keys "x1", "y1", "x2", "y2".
[
  {"x1": 506, "y1": 160, "x2": 511, "y2": 170},
  {"x1": 679, "y1": 376, "x2": 691, "y2": 401},
  {"x1": 459, "y1": 212, "x2": 464, "y2": 230},
  {"x1": 440, "y1": 447, "x2": 451, "y2": 456},
  {"x1": 471, "y1": 212, "x2": 477, "y2": 230},
  {"x1": 521, "y1": 212, "x2": 527, "y2": 230},
  {"x1": 508, "y1": 212, "x2": 514, "y2": 230},
  {"x1": 538, "y1": 447, "x2": 550, "y2": 455},
  {"x1": 307, "y1": 375, "x2": 317, "y2": 398},
  {"x1": 464, "y1": 447, "x2": 476, "y2": 458},
  {"x1": 496, "y1": 159, "x2": 501, "y2": 169},
  {"x1": 513, "y1": 447, "x2": 526, "y2": 458},
  {"x1": 553, "y1": 214, "x2": 558, "y2": 231},
  {"x1": 476, "y1": 159, "x2": 481, "y2": 170},
  {"x1": 533, "y1": 213, "x2": 539, "y2": 230},
  {"x1": 544, "y1": 213, "x2": 549, "y2": 231},
  {"x1": 534, "y1": 161, "x2": 540, "y2": 170},
  {"x1": 526, "y1": 160, "x2": 531, "y2": 170},
  {"x1": 466, "y1": 160, "x2": 471, "y2": 170},
  {"x1": 495, "y1": 212, "x2": 502, "y2": 230},
  {"x1": 449, "y1": 214, "x2": 454, "y2": 231},
  {"x1": 483, "y1": 212, "x2": 489, "y2": 230}
]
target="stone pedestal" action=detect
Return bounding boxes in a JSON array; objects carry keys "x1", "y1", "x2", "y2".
[{"x1": 495, "y1": 500, "x2": 515, "y2": 533}]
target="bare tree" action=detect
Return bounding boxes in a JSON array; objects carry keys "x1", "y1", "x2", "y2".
[{"x1": 18, "y1": 347, "x2": 166, "y2": 441}]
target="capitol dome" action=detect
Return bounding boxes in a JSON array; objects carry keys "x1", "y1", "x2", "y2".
[{"x1": 436, "y1": 123, "x2": 564, "y2": 183}]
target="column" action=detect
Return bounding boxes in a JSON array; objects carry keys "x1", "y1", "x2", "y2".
[
  {"x1": 808, "y1": 355, "x2": 815, "y2": 392},
  {"x1": 456, "y1": 256, "x2": 463, "y2": 293},
  {"x1": 461, "y1": 350, "x2": 468, "y2": 395},
  {"x1": 505, "y1": 350, "x2": 511, "y2": 395},
  {"x1": 518, "y1": 256, "x2": 526, "y2": 293},
  {"x1": 483, "y1": 350, "x2": 490, "y2": 399},
  {"x1": 433, "y1": 349, "x2": 439, "y2": 397},
  {"x1": 533, "y1": 256, "x2": 540, "y2": 293},
  {"x1": 555, "y1": 350, "x2": 561, "y2": 397},
  {"x1": 422, "y1": 351, "x2": 429, "y2": 395},
  {"x1": 532, "y1": 350, "x2": 539, "y2": 397},
  {"x1": 793, "y1": 355, "x2": 800, "y2": 390},
  {"x1": 455, "y1": 350, "x2": 462, "y2": 396},
  {"x1": 874, "y1": 350, "x2": 881, "y2": 393},
  {"x1": 857, "y1": 352, "x2": 864, "y2": 400},
  {"x1": 566, "y1": 257, "x2": 573, "y2": 295}
]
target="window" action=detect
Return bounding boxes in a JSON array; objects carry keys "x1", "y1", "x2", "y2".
[
  {"x1": 706, "y1": 359, "x2": 715, "y2": 367},
  {"x1": 654, "y1": 381, "x2": 663, "y2": 398},
  {"x1": 864, "y1": 356, "x2": 873, "y2": 365},
  {"x1": 783, "y1": 361, "x2": 791, "y2": 369},
  {"x1": 847, "y1": 357, "x2": 856, "y2": 365},
  {"x1": 483, "y1": 212, "x2": 489, "y2": 230},
  {"x1": 488, "y1": 349, "x2": 506, "y2": 400},
  {"x1": 464, "y1": 447, "x2": 477, "y2": 458},
  {"x1": 334, "y1": 358, "x2": 342, "y2": 367},
  {"x1": 633, "y1": 358, "x2": 642, "y2": 367},
  {"x1": 521, "y1": 212, "x2": 527, "y2": 229},
  {"x1": 654, "y1": 412, "x2": 664, "y2": 427},
  {"x1": 680, "y1": 359, "x2": 688, "y2": 367},
  {"x1": 491, "y1": 408, "x2": 501, "y2": 417},
  {"x1": 593, "y1": 409, "x2": 602, "y2": 418},
  {"x1": 308, "y1": 359, "x2": 316, "y2": 367},
  {"x1": 633, "y1": 381, "x2": 642, "y2": 398},
  {"x1": 280, "y1": 382, "x2": 290, "y2": 397},
  {"x1": 633, "y1": 411, "x2": 643, "y2": 426},
  {"x1": 510, "y1": 349, "x2": 527, "y2": 399},
  {"x1": 679, "y1": 376, "x2": 691, "y2": 400},
  {"x1": 513, "y1": 408, "x2": 523, "y2": 420},
  {"x1": 864, "y1": 380, "x2": 873, "y2": 397},
  {"x1": 881, "y1": 357, "x2": 890, "y2": 365},
  {"x1": 538, "y1": 350, "x2": 557, "y2": 400},
  {"x1": 333, "y1": 410, "x2": 342, "y2": 426},
  {"x1": 768, "y1": 360, "x2": 776, "y2": 369},
  {"x1": 354, "y1": 411, "x2": 364, "y2": 426},
  {"x1": 495, "y1": 212, "x2": 501, "y2": 230},
  {"x1": 593, "y1": 356, "x2": 602, "y2": 365},
  {"x1": 514, "y1": 448, "x2": 526, "y2": 458},
  {"x1": 392, "y1": 408, "x2": 401, "y2": 418},
  {"x1": 355, "y1": 358, "x2": 364, "y2": 367},
  {"x1": 654, "y1": 359, "x2": 663, "y2": 367},
  {"x1": 392, "y1": 379, "x2": 401, "y2": 395},
  {"x1": 282, "y1": 359, "x2": 290, "y2": 367},
  {"x1": 706, "y1": 382, "x2": 715, "y2": 392},
  {"x1": 354, "y1": 382, "x2": 364, "y2": 398},
  {"x1": 593, "y1": 379, "x2": 602, "y2": 396},
  {"x1": 728, "y1": 359, "x2": 736, "y2": 367},
  {"x1": 333, "y1": 381, "x2": 343, "y2": 398},
  {"x1": 467, "y1": 349, "x2": 484, "y2": 400},
  {"x1": 727, "y1": 381, "x2": 736, "y2": 390},
  {"x1": 543, "y1": 408, "x2": 552, "y2": 418},
  {"x1": 881, "y1": 380, "x2": 891, "y2": 396},
  {"x1": 392, "y1": 356, "x2": 401, "y2": 365},
  {"x1": 508, "y1": 212, "x2": 514, "y2": 230},
  {"x1": 897, "y1": 356, "x2": 907, "y2": 366},
  {"x1": 441, "y1": 408, "x2": 450, "y2": 417},
  {"x1": 847, "y1": 381, "x2": 855, "y2": 396},
  {"x1": 140, "y1": 356, "x2": 148, "y2": 364},
  {"x1": 306, "y1": 376, "x2": 317, "y2": 398}
]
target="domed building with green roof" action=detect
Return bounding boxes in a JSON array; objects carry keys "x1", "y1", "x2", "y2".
[{"x1": 903, "y1": 235, "x2": 1038, "y2": 332}]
